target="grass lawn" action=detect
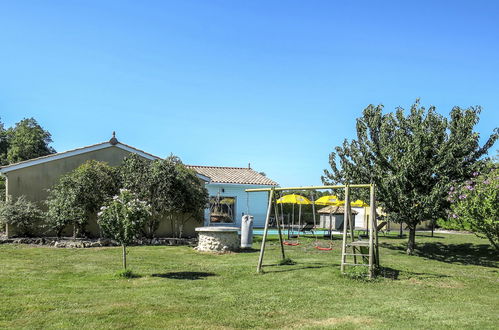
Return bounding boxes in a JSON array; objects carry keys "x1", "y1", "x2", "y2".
[{"x1": 0, "y1": 233, "x2": 498, "y2": 329}]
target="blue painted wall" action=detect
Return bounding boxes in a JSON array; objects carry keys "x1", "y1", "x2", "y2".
[{"x1": 204, "y1": 183, "x2": 272, "y2": 227}]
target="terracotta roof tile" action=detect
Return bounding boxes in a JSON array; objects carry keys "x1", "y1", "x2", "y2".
[{"x1": 185, "y1": 165, "x2": 278, "y2": 186}]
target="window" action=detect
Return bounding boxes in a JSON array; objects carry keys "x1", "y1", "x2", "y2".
[{"x1": 209, "y1": 196, "x2": 236, "y2": 223}]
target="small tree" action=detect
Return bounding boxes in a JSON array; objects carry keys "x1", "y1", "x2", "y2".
[
  {"x1": 120, "y1": 154, "x2": 208, "y2": 238},
  {"x1": 98, "y1": 189, "x2": 151, "y2": 270},
  {"x1": 0, "y1": 196, "x2": 43, "y2": 237},
  {"x1": 446, "y1": 164, "x2": 499, "y2": 250},
  {"x1": 46, "y1": 160, "x2": 119, "y2": 237}
]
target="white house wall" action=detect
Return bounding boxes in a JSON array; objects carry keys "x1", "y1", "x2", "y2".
[{"x1": 204, "y1": 183, "x2": 272, "y2": 227}]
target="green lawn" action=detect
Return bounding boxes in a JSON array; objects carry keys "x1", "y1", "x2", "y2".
[{"x1": 0, "y1": 233, "x2": 498, "y2": 329}]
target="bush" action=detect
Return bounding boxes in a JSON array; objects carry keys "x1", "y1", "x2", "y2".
[
  {"x1": 0, "y1": 195, "x2": 43, "y2": 236},
  {"x1": 46, "y1": 160, "x2": 119, "y2": 237},
  {"x1": 446, "y1": 165, "x2": 499, "y2": 250}
]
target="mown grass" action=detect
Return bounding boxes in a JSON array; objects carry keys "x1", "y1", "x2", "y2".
[{"x1": 0, "y1": 233, "x2": 498, "y2": 329}]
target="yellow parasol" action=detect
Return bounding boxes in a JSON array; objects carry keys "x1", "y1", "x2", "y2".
[
  {"x1": 351, "y1": 199, "x2": 369, "y2": 207},
  {"x1": 276, "y1": 194, "x2": 311, "y2": 239},
  {"x1": 276, "y1": 194, "x2": 312, "y2": 205},
  {"x1": 314, "y1": 195, "x2": 345, "y2": 206}
]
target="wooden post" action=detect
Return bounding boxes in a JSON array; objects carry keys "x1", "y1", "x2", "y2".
[
  {"x1": 369, "y1": 184, "x2": 375, "y2": 278},
  {"x1": 298, "y1": 204, "x2": 302, "y2": 238},
  {"x1": 122, "y1": 245, "x2": 127, "y2": 270},
  {"x1": 274, "y1": 199, "x2": 286, "y2": 260},
  {"x1": 372, "y1": 184, "x2": 379, "y2": 268},
  {"x1": 257, "y1": 188, "x2": 275, "y2": 273},
  {"x1": 346, "y1": 186, "x2": 356, "y2": 264},
  {"x1": 340, "y1": 185, "x2": 349, "y2": 273}
]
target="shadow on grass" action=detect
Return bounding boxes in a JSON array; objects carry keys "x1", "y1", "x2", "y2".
[
  {"x1": 376, "y1": 266, "x2": 400, "y2": 280},
  {"x1": 238, "y1": 248, "x2": 260, "y2": 253},
  {"x1": 151, "y1": 272, "x2": 216, "y2": 280},
  {"x1": 381, "y1": 242, "x2": 498, "y2": 268},
  {"x1": 261, "y1": 262, "x2": 336, "y2": 274}
]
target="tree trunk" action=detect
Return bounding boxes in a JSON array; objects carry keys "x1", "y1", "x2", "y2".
[
  {"x1": 431, "y1": 220, "x2": 434, "y2": 237},
  {"x1": 407, "y1": 226, "x2": 416, "y2": 255},
  {"x1": 122, "y1": 244, "x2": 127, "y2": 270},
  {"x1": 399, "y1": 223, "x2": 403, "y2": 237}
]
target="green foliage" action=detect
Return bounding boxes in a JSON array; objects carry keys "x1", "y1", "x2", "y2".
[
  {"x1": 98, "y1": 189, "x2": 151, "y2": 269},
  {"x1": 0, "y1": 196, "x2": 43, "y2": 236},
  {"x1": 120, "y1": 154, "x2": 208, "y2": 238},
  {"x1": 446, "y1": 165, "x2": 499, "y2": 250},
  {"x1": 323, "y1": 100, "x2": 498, "y2": 254},
  {"x1": 6, "y1": 118, "x2": 55, "y2": 164},
  {"x1": 98, "y1": 189, "x2": 151, "y2": 246},
  {"x1": 0, "y1": 117, "x2": 55, "y2": 197},
  {"x1": 0, "y1": 118, "x2": 9, "y2": 165},
  {"x1": 46, "y1": 160, "x2": 119, "y2": 237}
]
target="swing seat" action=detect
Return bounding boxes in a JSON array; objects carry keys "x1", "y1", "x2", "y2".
[
  {"x1": 283, "y1": 241, "x2": 300, "y2": 246},
  {"x1": 315, "y1": 246, "x2": 333, "y2": 251}
]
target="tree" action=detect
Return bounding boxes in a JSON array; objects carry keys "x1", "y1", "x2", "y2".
[
  {"x1": 98, "y1": 189, "x2": 151, "y2": 270},
  {"x1": 171, "y1": 160, "x2": 209, "y2": 237},
  {"x1": 6, "y1": 118, "x2": 55, "y2": 164},
  {"x1": 323, "y1": 100, "x2": 498, "y2": 255},
  {"x1": 446, "y1": 163, "x2": 499, "y2": 250},
  {"x1": 46, "y1": 160, "x2": 120, "y2": 237},
  {"x1": 0, "y1": 195, "x2": 43, "y2": 237},
  {"x1": 0, "y1": 118, "x2": 8, "y2": 165},
  {"x1": 120, "y1": 154, "x2": 208, "y2": 238}
]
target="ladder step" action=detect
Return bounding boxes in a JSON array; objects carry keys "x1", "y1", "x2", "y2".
[
  {"x1": 343, "y1": 253, "x2": 370, "y2": 257},
  {"x1": 347, "y1": 241, "x2": 369, "y2": 246},
  {"x1": 342, "y1": 263, "x2": 370, "y2": 267}
]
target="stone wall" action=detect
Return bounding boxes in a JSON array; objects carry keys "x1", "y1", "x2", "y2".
[
  {"x1": 0, "y1": 236, "x2": 196, "y2": 248},
  {"x1": 195, "y1": 231, "x2": 239, "y2": 252}
]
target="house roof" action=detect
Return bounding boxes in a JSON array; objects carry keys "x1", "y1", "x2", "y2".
[
  {"x1": 185, "y1": 165, "x2": 278, "y2": 186},
  {"x1": 317, "y1": 205, "x2": 359, "y2": 215},
  {"x1": 0, "y1": 140, "x2": 163, "y2": 174}
]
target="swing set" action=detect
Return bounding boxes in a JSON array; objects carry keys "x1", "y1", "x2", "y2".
[
  {"x1": 245, "y1": 184, "x2": 380, "y2": 278},
  {"x1": 276, "y1": 192, "x2": 333, "y2": 250}
]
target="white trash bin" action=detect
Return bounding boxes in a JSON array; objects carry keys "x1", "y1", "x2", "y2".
[{"x1": 240, "y1": 215, "x2": 254, "y2": 249}]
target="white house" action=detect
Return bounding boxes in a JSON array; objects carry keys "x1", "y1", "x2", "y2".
[{"x1": 185, "y1": 165, "x2": 278, "y2": 227}]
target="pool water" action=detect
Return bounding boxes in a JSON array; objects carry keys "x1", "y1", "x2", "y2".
[{"x1": 252, "y1": 229, "x2": 341, "y2": 236}]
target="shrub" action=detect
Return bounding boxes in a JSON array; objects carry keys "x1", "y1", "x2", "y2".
[
  {"x1": 446, "y1": 165, "x2": 499, "y2": 250},
  {"x1": 0, "y1": 195, "x2": 43, "y2": 236},
  {"x1": 46, "y1": 160, "x2": 119, "y2": 237},
  {"x1": 98, "y1": 189, "x2": 151, "y2": 270}
]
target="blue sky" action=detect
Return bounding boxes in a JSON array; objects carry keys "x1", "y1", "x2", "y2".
[{"x1": 1, "y1": 0, "x2": 498, "y2": 187}]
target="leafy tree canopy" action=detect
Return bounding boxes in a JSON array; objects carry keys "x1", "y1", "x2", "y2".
[
  {"x1": 445, "y1": 162, "x2": 499, "y2": 250},
  {"x1": 120, "y1": 154, "x2": 208, "y2": 237},
  {"x1": 6, "y1": 117, "x2": 55, "y2": 164},
  {"x1": 323, "y1": 100, "x2": 498, "y2": 254}
]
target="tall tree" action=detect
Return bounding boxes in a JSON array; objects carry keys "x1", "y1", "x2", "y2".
[
  {"x1": 323, "y1": 100, "x2": 498, "y2": 255},
  {"x1": 6, "y1": 118, "x2": 55, "y2": 163}
]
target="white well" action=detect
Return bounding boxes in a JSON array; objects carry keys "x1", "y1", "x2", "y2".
[{"x1": 195, "y1": 226, "x2": 239, "y2": 252}]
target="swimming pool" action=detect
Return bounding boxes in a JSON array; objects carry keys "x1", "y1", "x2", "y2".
[{"x1": 252, "y1": 229, "x2": 341, "y2": 236}]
